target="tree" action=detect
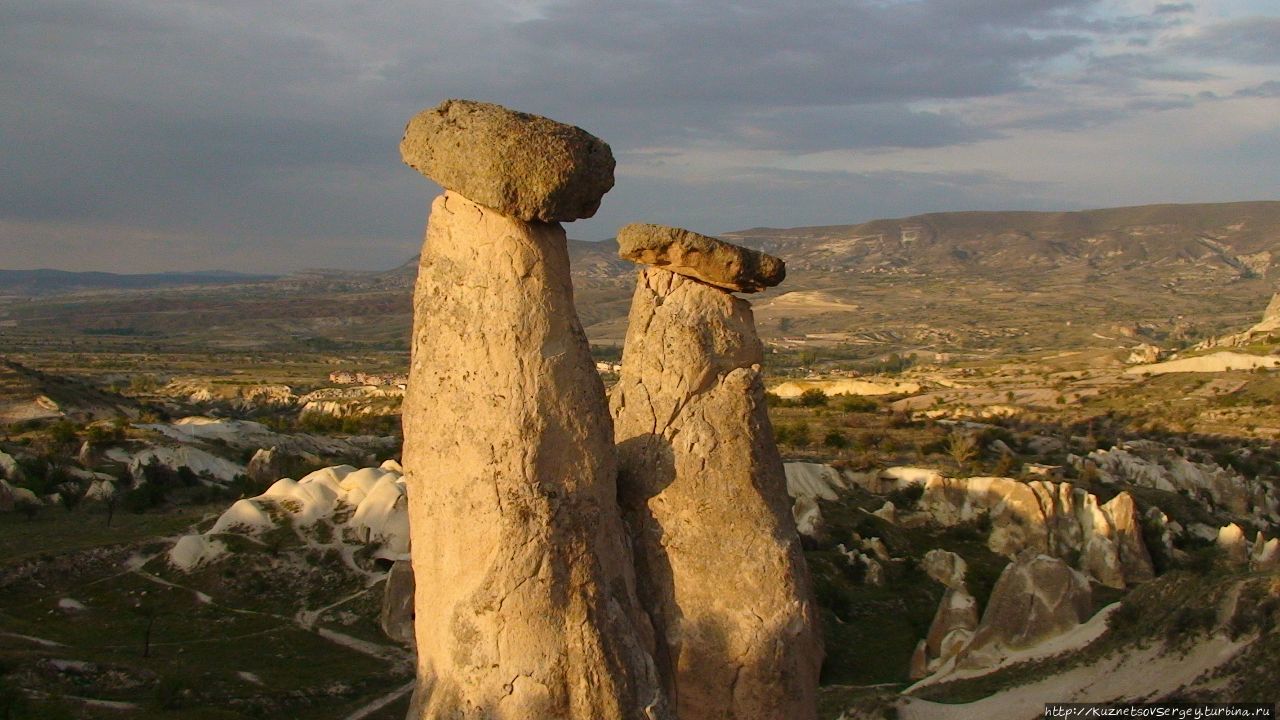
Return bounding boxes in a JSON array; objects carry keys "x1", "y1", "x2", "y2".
[
  {"x1": 131, "y1": 595, "x2": 158, "y2": 658},
  {"x1": 946, "y1": 430, "x2": 978, "y2": 473}
]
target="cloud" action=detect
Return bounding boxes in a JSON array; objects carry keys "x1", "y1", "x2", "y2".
[
  {"x1": 0, "y1": 0, "x2": 1276, "y2": 271},
  {"x1": 696, "y1": 105, "x2": 999, "y2": 154},
  {"x1": 1173, "y1": 16, "x2": 1280, "y2": 64},
  {"x1": 575, "y1": 165, "x2": 1061, "y2": 239},
  {"x1": 1079, "y1": 52, "x2": 1215, "y2": 87},
  {"x1": 1235, "y1": 80, "x2": 1280, "y2": 98}
]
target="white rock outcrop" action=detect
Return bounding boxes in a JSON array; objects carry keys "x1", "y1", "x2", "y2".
[
  {"x1": 1218, "y1": 523, "x2": 1280, "y2": 571},
  {"x1": 920, "y1": 476, "x2": 1153, "y2": 588},
  {"x1": 1083, "y1": 441, "x2": 1280, "y2": 527},
  {"x1": 784, "y1": 462, "x2": 846, "y2": 540},
  {"x1": 1125, "y1": 350, "x2": 1280, "y2": 375},
  {"x1": 1195, "y1": 291, "x2": 1280, "y2": 348},
  {"x1": 125, "y1": 445, "x2": 245, "y2": 485},
  {"x1": 170, "y1": 463, "x2": 409, "y2": 567},
  {"x1": 912, "y1": 550, "x2": 980, "y2": 678},
  {"x1": 1252, "y1": 535, "x2": 1280, "y2": 571},
  {"x1": 399, "y1": 102, "x2": 667, "y2": 720},
  {"x1": 923, "y1": 548, "x2": 968, "y2": 590},
  {"x1": 0, "y1": 451, "x2": 22, "y2": 483},
  {"x1": 612, "y1": 227, "x2": 822, "y2": 720},
  {"x1": 1217, "y1": 523, "x2": 1249, "y2": 565}
]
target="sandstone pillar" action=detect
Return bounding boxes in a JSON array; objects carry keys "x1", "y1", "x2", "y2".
[
  {"x1": 610, "y1": 224, "x2": 823, "y2": 720},
  {"x1": 399, "y1": 100, "x2": 669, "y2": 720}
]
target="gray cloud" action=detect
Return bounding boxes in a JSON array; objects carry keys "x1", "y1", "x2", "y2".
[
  {"x1": 572, "y1": 166, "x2": 1062, "y2": 241},
  {"x1": 1236, "y1": 80, "x2": 1280, "y2": 98},
  {"x1": 1174, "y1": 16, "x2": 1280, "y2": 64},
  {"x1": 1078, "y1": 52, "x2": 1215, "y2": 88},
  {"x1": 0, "y1": 0, "x2": 1274, "y2": 271},
  {"x1": 695, "y1": 105, "x2": 999, "y2": 154}
]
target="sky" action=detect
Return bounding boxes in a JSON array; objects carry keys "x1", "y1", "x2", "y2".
[{"x1": 1, "y1": 0, "x2": 1278, "y2": 273}]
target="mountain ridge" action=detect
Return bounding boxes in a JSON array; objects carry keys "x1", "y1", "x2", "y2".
[{"x1": 2, "y1": 201, "x2": 1277, "y2": 353}]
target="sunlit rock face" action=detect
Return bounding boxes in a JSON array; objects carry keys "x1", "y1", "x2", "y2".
[
  {"x1": 611, "y1": 229, "x2": 821, "y2": 720},
  {"x1": 919, "y1": 475, "x2": 1154, "y2": 588},
  {"x1": 399, "y1": 101, "x2": 668, "y2": 720}
]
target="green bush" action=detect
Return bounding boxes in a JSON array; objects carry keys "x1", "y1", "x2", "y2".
[
  {"x1": 823, "y1": 430, "x2": 850, "y2": 449},
  {"x1": 799, "y1": 388, "x2": 829, "y2": 408},
  {"x1": 775, "y1": 422, "x2": 812, "y2": 447},
  {"x1": 840, "y1": 395, "x2": 879, "y2": 413}
]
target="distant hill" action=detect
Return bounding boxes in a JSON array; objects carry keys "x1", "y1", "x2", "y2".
[
  {"x1": 2, "y1": 201, "x2": 1276, "y2": 355},
  {"x1": 722, "y1": 201, "x2": 1280, "y2": 280},
  {"x1": 715, "y1": 201, "x2": 1280, "y2": 352},
  {"x1": 0, "y1": 269, "x2": 278, "y2": 296}
]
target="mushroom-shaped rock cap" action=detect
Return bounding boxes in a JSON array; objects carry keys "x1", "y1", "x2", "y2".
[
  {"x1": 617, "y1": 223, "x2": 785, "y2": 293},
  {"x1": 400, "y1": 99, "x2": 615, "y2": 223}
]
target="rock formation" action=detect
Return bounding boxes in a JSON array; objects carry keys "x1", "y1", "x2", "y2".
[
  {"x1": 616, "y1": 223, "x2": 785, "y2": 292},
  {"x1": 959, "y1": 553, "x2": 1092, "y2": 669},
  {"x1": 1217, "y1": 523, "x2": 1280, "y2": 570},
  {"x1": 381, "y1": 559, "x2": 416, "y2": 646},
  {"x1": 783, "y1": 462, "x2": 846, "y2": 541},
  {"x1": 1125, "y1": 342, "x2": 1163, "y2": 365},
  {"x1": 922, "y1": 548, "x2": 968, "y2": 590},
  {"x1": 1083, "y1": 441, "x2": 1280, "y2": 528},
  {"x1": 610, "y1": 224, "x2": 821, "y2": 720},
  {"x1": 919, "y1": 475, "x2": 1154, "y2": 587},
  {"x1": 0, "y1": 450, "x2": 22, "y2": 484},
  {"x1": 246, "y1": 447, "x2": 284, "y2": 487},
  {"x1": 911, "y1": 550, "x2": 979, "y2": 679},
  {"x1": 1251, "y1": 534, "x2": 1280, "y2": 571},
  {"x1": 1195, "y1": 290, "x2": 1280, "y2": 348},
  {"x1": 401, "y1": 99, "x2": 615, "y2": 223},
  {"x1": 169, "y1": 464, "x2": 409, "y2": 570},
  {"x1": 1263, "y1": 292, "x2": 1280, "y2": 332},
  {"x1": 399, "y1": 103, "x2": 668, "y2": 720},
  {"x1": 1217, "y1": 523, "x2": 1249, "y2": 565}
]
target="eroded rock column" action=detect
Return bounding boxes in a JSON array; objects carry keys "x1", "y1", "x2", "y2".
[
  {"x1": 610, "y1": 224, "x2": 823, "y2": 720},
  {"x1": 399, "y1": 100, "x2": 668, "y2": 720}
]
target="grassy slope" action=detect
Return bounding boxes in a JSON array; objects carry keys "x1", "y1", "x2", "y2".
[{"x1": 0, "y1": 507, "x2": 410, "y2": 720}]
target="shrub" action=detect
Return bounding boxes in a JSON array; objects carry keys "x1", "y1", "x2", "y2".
[
  {"x1": 1107, "y1": 598, "x2": 1143, "y2": 633},
  {"x1": 886, "y1": 484, "x2": 923, "y2": 507},
  {"x1": 946, "y1": 430, "x2": 978, "y2": 471},
  {"x1": 839, "y1": 395, "x2": 878, "y2": 413},
  {"x1": 47, "y1": 420, "x2": 79, "y2": 447},
  {"x1": 799, "y1": 388, "x2": 829, "y2": 408},
  {"x1": 792, "y1": 422, "x2": 812, "y2": 446},
  {"x1": 823, "y1": 430, "x2": 849, "y2": 449}
]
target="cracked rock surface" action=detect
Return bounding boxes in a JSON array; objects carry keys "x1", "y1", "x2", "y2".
[
  {"x1": 610, "y1": 266, "x2": 822, "y2": 720},
  {"x1": 400, "y1": 99, "x2": 615, "y2": 223},
  {"x1": 401, "y1": 191, "x2": 669, "y2": 720},
  {"x1": 616, "y1": 224, "x2": 785, "y2": 293}
]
